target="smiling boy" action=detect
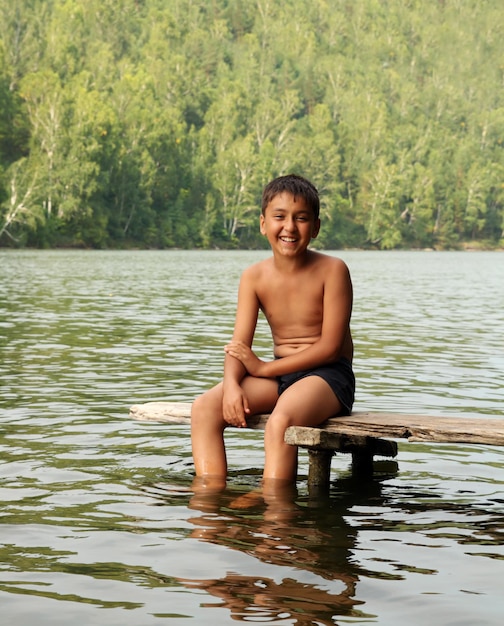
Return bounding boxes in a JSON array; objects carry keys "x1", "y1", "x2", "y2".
[{"x1": 191, "y1": 174, "x2": 354, "y2": 487}]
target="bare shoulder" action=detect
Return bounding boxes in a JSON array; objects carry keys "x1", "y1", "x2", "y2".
[
  {"x1": 241, "y1": 257, "x2": 274, "y2": 283},
  {"x1": 311, "y1": 251, "x2": 351, "y2": 278}
]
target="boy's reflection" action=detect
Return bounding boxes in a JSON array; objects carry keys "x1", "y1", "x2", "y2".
[{"x1": 171, "y1": 475, "x2": 389, "y2": 624}]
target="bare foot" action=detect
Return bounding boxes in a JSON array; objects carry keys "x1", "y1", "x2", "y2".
[{"x1": 229, "y1": 488, "x2": 264, "y2": 509}]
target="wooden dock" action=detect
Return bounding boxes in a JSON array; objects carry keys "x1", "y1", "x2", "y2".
[{"x1": 130, "y1": 401, "x2": 504, "y2": 488}]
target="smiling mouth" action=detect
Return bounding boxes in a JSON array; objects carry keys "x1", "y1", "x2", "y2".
[{"x1": 279, "y1": 236, "x2": 297, "y2": 243}]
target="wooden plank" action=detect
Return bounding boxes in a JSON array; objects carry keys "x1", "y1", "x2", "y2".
[
  {"x1": 129, "y1": 401, "x2": 504, "y2": 446},
  {"x1": 284, "y1": 426, "x2": 398, "y2": 457},
  {"x1": 129, "y1": 401, "x2": 270, "y2": 429},
  {"x1": 130, "y1": 401, "x2": 192, "y2": 423},
  {"x1": 320, "y1": 413, "x2": 504, "y2": 445}
]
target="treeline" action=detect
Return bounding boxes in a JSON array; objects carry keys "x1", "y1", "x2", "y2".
[{"x1": 1, "y1": 0, "x2": 503, "y2": 249}]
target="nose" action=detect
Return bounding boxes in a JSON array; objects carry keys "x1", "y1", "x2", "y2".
[{"x1": 283, "y1": 216, "x2": 296, "y2": 231}]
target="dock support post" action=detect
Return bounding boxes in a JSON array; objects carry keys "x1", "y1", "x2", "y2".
[
  {"x1": 351, "y1": 449, "x2": 374, "y2": 477},
  {"x1": 307, "y1": 449, "x2": 334, "y2": 486}
]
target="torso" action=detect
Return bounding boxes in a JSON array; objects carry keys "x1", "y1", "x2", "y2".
[{"x1": 249, "y1": 251, "x2": 353, "y2": 362}]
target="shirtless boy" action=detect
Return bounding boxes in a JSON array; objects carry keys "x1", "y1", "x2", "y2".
[{"x1": 191, "y1": 174, "x2": 354, "y2": 488}]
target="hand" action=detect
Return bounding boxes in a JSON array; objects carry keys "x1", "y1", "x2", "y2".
[
  {"x1": 224, "y1": 341, "x2": 266, "y2": 377},
  {"x1": 222, "y1": 384, "x2": 250, "y2": 428}
]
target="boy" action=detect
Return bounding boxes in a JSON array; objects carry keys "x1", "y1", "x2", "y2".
[{"x1": 191, "y1": 174, "x2": 354, "y2": 487}]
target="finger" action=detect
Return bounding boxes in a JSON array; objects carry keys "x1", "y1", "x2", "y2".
[
  {"x1": 243, "y1": 397, "x2": 250, "y2": 415},
  {"x1": 225, "y1": 407, "x2": 243, "y2": 428},
  {"x1": 229, "y1": 350, "x2": 243, "y2": 359}
]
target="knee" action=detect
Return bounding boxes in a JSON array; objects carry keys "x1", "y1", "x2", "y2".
[
  {"x1": 265, "y1": 410, "x2": 293, "y2": 441},
  {"x1": 191, "y1": 393, "x2": 204, "y2": 418},
  {"x1": 191, "y1": 386, "x2": 224, "y2": 430},
  {"x1": 191, "y1": 392, "x2": 209, "y2": 426}
]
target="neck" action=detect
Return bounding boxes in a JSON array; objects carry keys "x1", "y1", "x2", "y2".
[{"x1": 272, "y1": 249, "x2": 314, "y2": 272}]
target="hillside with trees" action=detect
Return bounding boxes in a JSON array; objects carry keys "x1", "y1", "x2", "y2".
[{"x1": 1, "y1": 0, "x2": 503, "y2": 249}]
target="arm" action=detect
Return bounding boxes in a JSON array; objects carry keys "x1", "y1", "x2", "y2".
[
  {"x1": 222, "y1": 267, "x2": 260, "y2": 427},
  {"x1": 226, "y1": 259, "x2": 353, "y2": 378}
]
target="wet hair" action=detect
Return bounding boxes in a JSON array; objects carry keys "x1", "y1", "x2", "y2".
[{"x1": 261, "y1": 174, "x2": 320, "y2": 220}]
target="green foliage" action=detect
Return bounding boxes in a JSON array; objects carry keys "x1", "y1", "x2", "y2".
[{"x1": 0, "y1": 0, "x2": 503, "y2": 249}]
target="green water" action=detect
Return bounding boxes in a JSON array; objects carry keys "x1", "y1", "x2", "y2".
[{"x1": 1, "y1": 249, "x2": 503, "y2": 625}]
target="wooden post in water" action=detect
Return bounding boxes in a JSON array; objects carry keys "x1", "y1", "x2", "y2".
[
  {"x1": 307, "y1": 449, "x2": 334, "y2": 486},
  {"x1": 351, "y1": 449, "x2": 374, "y2": 477}
]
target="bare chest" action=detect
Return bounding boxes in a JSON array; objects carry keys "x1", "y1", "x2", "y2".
[{"x1": 256, "y1": 274, "x2": 324, "y2": 329}]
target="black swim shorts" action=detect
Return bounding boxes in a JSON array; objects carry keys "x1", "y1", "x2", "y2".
[{"x1": 276, "y1": 357, "x2": 355, "y2": 415}]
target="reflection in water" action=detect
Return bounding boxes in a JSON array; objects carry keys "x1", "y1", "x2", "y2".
[
  {"x1": 138, "y1": 459, "x2": 504, "y2": 625},
  {"x1": 143, "y1": 475, "x2": 398, "y2": 624}
]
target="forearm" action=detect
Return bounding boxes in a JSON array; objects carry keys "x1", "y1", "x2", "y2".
[
  {"x1": 259, "y1": 341, "x2": 341, "y2": 377},
  {"x1": 223, "y1": 353, "x2": 247, "y2": 388}
]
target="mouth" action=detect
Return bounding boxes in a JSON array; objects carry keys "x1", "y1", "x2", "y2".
[{"x1": 279, "y1": 236, "x2": 297, "y2": 243}]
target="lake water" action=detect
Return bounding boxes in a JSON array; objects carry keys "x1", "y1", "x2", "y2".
[{"x1": 1, "y1": 249, "x2": 503, "y2": 625}]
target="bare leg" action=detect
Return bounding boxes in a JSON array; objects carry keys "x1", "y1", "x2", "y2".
[
  {"x1": 191, "y1": 376, "x2": 278, "y2": 480},
  {"x1": 191, "y1": 383, "x2": 228, "y2": 478},
  {"x1": 263, "y1": 376, "x2": 343, "y2": 482}
]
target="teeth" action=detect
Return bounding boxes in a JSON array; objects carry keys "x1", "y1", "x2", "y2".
[{"x1": 281, "y1": 237, "x2": 296, "y2": 242}]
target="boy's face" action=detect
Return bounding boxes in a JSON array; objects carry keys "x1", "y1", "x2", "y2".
[{"x1": 260, "y1": 192, "x2": 320, "y2": 256}]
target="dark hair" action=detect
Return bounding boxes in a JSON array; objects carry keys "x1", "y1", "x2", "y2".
[{"x1": 261, "y1": 174, "x2": 320, "y2": 220}]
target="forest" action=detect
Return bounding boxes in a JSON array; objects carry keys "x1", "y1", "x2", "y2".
[{"x1": 1, "y1": 0, "x2": 503, "y2": 250}]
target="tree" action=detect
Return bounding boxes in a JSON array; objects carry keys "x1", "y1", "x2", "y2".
[
  {"x1": 0, "y1": 158, "x2": 41, "y2": 243},
  {"x1": 1, "y1": 0, "x2": 503, "y2": 249}
]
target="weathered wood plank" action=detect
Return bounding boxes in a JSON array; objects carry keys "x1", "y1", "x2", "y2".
[
  {"x1": 130, "y1": 401, "x2": 192, "y2": 423},
  {"x1": 129, "y1": 401, "x2": 271, "y2": 429},
  {"x1": 284, "y1": 426, "x2": 398, "y2": 457},
  {"x1": 129, "y1": 402, "x2": 504, "y2": 446},
  {"x1": 320, "y1": 413, "x2": 504, "y2": 445}
]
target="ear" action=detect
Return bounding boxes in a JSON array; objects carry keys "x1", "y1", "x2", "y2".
[
  {"x1": 311, "y1": 218, "x2": 321, "y2": 239},
  {"x1": 260, "y1": 214, "x2": 266, "y2": 236}
]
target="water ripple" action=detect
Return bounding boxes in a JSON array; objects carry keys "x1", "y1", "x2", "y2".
[{"x1": 1, "y1": 249, "x2": 503, "y2": 625}]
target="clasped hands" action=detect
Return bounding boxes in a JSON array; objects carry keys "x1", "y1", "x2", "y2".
[{"x1": 224, "y1": 340, "x2": 266, "y2": 377}]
